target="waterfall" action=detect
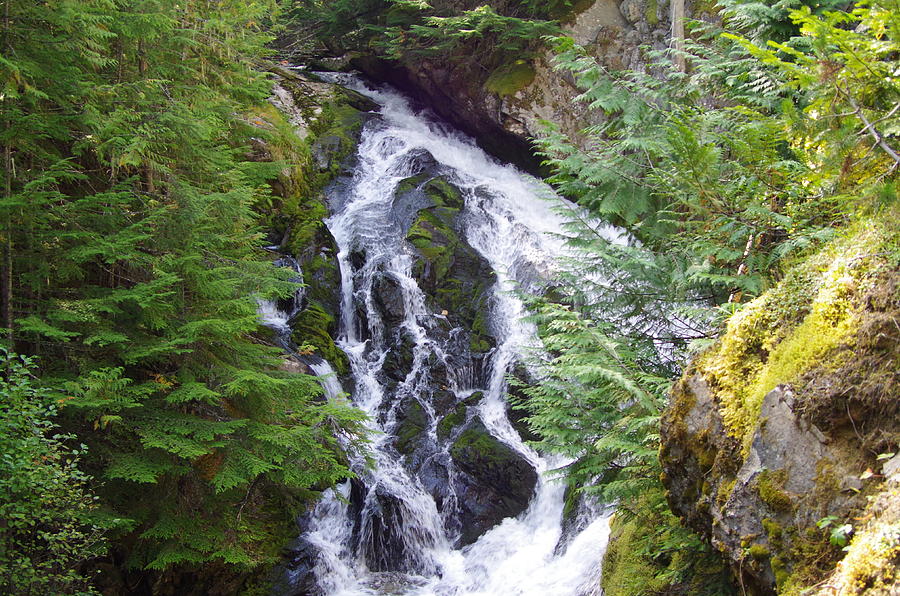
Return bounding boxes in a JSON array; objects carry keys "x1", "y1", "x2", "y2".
[
  {"x1": 279, "y1": 74, "x2": 612, "y2": 596},
  {"x1": 257, "y1": 255, "x2": 306, "y2": 344}
]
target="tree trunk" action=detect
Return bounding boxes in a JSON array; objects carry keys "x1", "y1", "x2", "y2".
[
  {"x1": 671, "y1": 0, "x2": 686, "y2": 72},
  {"x1": 1, "y1": 0, "x2": 13, "y2": 349}
]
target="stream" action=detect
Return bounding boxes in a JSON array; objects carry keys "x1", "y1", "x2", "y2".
[{"x1": 266, "y1": 74, "x2": 612, "y2": 596}]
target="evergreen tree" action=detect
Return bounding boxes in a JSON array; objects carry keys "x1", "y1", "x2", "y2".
[
  {"x1": 1, "y1": 0, "x2": 369, "y2": 580},
  {"x1": 522, "y1": 0, "x2": 897, "y2": 592}
]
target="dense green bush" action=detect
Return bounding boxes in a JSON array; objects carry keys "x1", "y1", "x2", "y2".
[{"x1": 0, "y1": 350, "x2": 110, "y2": 594}]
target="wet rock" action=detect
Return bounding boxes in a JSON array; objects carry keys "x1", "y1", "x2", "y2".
[
  {"x1": 437, "y1": 403, "x2": 468, "y2": 441},
  {"x1": 398, "y1": 175, "x2": 498, "y2": 354},
  {"x1": 417, "y1": 452, "x2": 453, "y2": 513},
  {"x1": 381, "y1": 329, "x2": 416, "y2": 385},
  {"x1": 309, "y1": 105, "x2": 369, "y2": 172},
  {"x1": 312, "y1": 134, "x2": 343, "y2": 171},
  {"x1": 372, "y1": 272, "x2": 406, "y2": 324},
  {"x1": 290, "y1": 303, "x2": 349, "y2": 375},
  {"x1": 450, "y1": 417, "x2": 538, "y2": 546},
  {"x1": 271, "y1": 511, "x2": 323, "y2": 596},
  {"x1": 394, "y1": 397, "x2": 429, "y2": 455},
  {"x1": 436, "y1": 391, "x2": 482, "y2": 440},
  {"x1": 337, "y1": 87, "x2": 379, "y2": 113},
  {"x1": 555, "y1": 484, "x2": 604, "y2": 556},
  {"x1": 272, "y1": 536, "x2": 322, "y2": 596},
  {"x1": 431, "y1": 387, "x2": 457, "y2": 416},
  {"x1": 349, "y1": 250, "x2": 366, "y2": 271},
  {"x1": 357, "y1": 486, "x2": 419, "y2": 572}
]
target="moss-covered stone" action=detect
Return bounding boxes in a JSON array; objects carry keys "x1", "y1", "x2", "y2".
[
  {"x1": 748, "y1": 544, "x2": 771, "y2": 560},
  {"x1": 661, "y1": 213, "x2": 900, "y2": 595},
  {"x1": 816, "y1": 477, "x2": 900, "y2": 595},
  {"x1": 437, "y1": 402, "x2": 467, "y2": 441},
  {"x1": 395, "y1": 399, "x2": 428, "y2": 455},
  {"x1": 399, "y1": 175, "x2": 498, "y2": 352},
  {"x1": 696, "y1": 220, "x2": 894, "y2": 452},
  {"x1": 290, "y1": 302, "x2": 349, "y2": 375},
  {"x1": 485, "y1": 61, "x2": 536, "y2": 97},
  {"x1": 449, "y1": 417, "x2": 538, "y2": 546},
  {"x1": 756, "y1": 469, "x2": 794, "y2": 514}
]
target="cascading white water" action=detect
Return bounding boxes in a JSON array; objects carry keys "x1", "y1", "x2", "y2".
[
  {"x1": 289, "y1": 74, "x2": 612, "y2": 596},
  {"x1": 257, "y1": 255, "x2": 306, "y2": 341}
]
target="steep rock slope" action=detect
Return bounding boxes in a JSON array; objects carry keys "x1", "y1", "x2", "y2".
[
  {"x1": 349, "y1": 0, "x2": 714, "y2": 169},
  {"x1": 660, "y1": 215, "x2": 900, "y2": 595}
]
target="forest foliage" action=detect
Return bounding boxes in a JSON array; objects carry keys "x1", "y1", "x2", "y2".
[
  {"x1": 0, "y1": 0, "x2": 368, "y2": 591},
  {"x1": 2, "y1": 0, "x2": 898, "y2": 593},
  {"x1": 518, "y1": 0, "x2": 898, "y2": 593}
]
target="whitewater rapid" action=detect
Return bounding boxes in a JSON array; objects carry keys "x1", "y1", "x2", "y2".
[{"x1": 277, "y1": 72, "x2": 612, "y2": 596}]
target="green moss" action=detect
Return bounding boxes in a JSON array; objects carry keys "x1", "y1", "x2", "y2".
[
  {"x1": 756, "y1": 469, "x2": 794, "y2": 513},
  {"x1": 600, "y1": 489, "x2": 734, "y2": 596},
  {"x1": 290, "y1": 303, "x2": 349, "y2": 375},
  {"x1": 550, "y1": 0, "x2": 595, "y2": 22},
  {"x1": 396, "y1": 173, "x2": 432, "y2": 197},
  {"x1": 395, "y1": 400, "x2": 428, "y2": 454},
  {"x1": 696, "y1": 224, "x2": 887, "y2": 451},
  {"x1": 437, "y1": 402, "x2": 467, "y2": 440},
  {"x1": 717, "y1": 477, "x2": 737, "y2": 506},
  {"x1": 771, "y1": 554, "x2": 790, "y2": 590},
  {"x1": 747, "y1": 544, "x2": 770, "y2": 559},
  {"x1": 762, "y1": 518, "x2": 783, "y2": 542},
  {"x1": 406, "y1": 181, "x2": 463, "y2": 284},
  {"x1": 602, "y1": 513, "x2": 669, "y2": 596},
  {"x1": 646, "y1": 0, "x2": 659, "y2": 25},
  {"x1": 485, "y1": 61, "x2": 536, "y2": 97},
  {"x1": 469, "y1": 308, "x2": 493, "y2": 352},
  {"x1": 777, "y1": 526, "x2": 843, "y2": 595},
  {"x1": 820, "y1": 502, "x2": 900, "y2": 594},
  {"x1": 450, "y1": 426, "x2": 503, "y2": 464},
  {"x1": 422, "y1": 177, "x2": 463, "y2": 209}
]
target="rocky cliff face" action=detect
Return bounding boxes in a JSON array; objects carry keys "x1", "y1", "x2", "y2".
[
  {"x1": 660, "y1": 217, "x2": 900, "y2": 595},
  {"x1": 349, "y1": 0, "x2": 715, "y2": 171}
]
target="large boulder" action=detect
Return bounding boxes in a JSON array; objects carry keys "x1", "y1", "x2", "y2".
[
  {"x1": 372, "y1": 272, "x2": 407, "y2": 324},
  {"x1": 450, "y1": 418, "x2": 538, "y2": 546},
  {"x1": 398, "y1": 174, "x2": 498, "y2": 355},
  {"x1": 661, "y1": 254, "x2": 900, "y2": 594},
  {"x1": 662, "y1": 376, "x2": 862, "y2": 594},
  {"x1": 355, "y1": 485, "x2": 416, "y2": 572}
]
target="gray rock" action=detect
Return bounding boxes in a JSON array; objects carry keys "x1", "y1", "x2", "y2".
[
  {"x1": 372, "y1": 272, "x2": 406, "y2": 324},
  {"x1": 882, "y1": 452, "x2": 900, "y2": 480},
  {"x1": 662, "y1": 378, "x2": 863, "y2": 594},
  {"x1": 449, "y1": 418, "x2": 538, "y2": 546}
]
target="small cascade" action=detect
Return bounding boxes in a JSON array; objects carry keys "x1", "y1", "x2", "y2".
[
  {"x1": 257, "y1": 255, "x2": 306, "y2": 344},
  {"x1": 279, "y1": 74, "x2": 612, "y2": 596}
]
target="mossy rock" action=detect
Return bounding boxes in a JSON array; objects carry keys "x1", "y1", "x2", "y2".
[
  {"x1": 756, "y1": 469, "x2": 794, "y2": 514},
  {"x1": 310, "y1": 104, "x2": 368, "y2": 174},
  {"x1": 394, "y1": 398, "x2": 429, "y2": 455},
  {"x1": 449, "y1": 417, "x2": 537, "y2": 545},
  {"x1": 421, "y1": 176, "x2": 464, "y2": 210},
  {"x1": 660, "y1": 216, "x2": 900, "y2": 595},
  {"x1": 400, "y1": 175, "x2": 497, "y2": 348},
  {"x1": 290, "y1": 302, "x2": 349, "y2": 375},
  {"x1": 381, "y1": 330, "x2": 416, "y2": 383},
  {"x1": 437, "y1": 402, "x2": 467, "y2": 441},
  {"x1": 485, "y1": 61, "x2": 536, "y2": 97},
  {"x1": 450, "y1": 417, "x2": 535, "y2": 501}
]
